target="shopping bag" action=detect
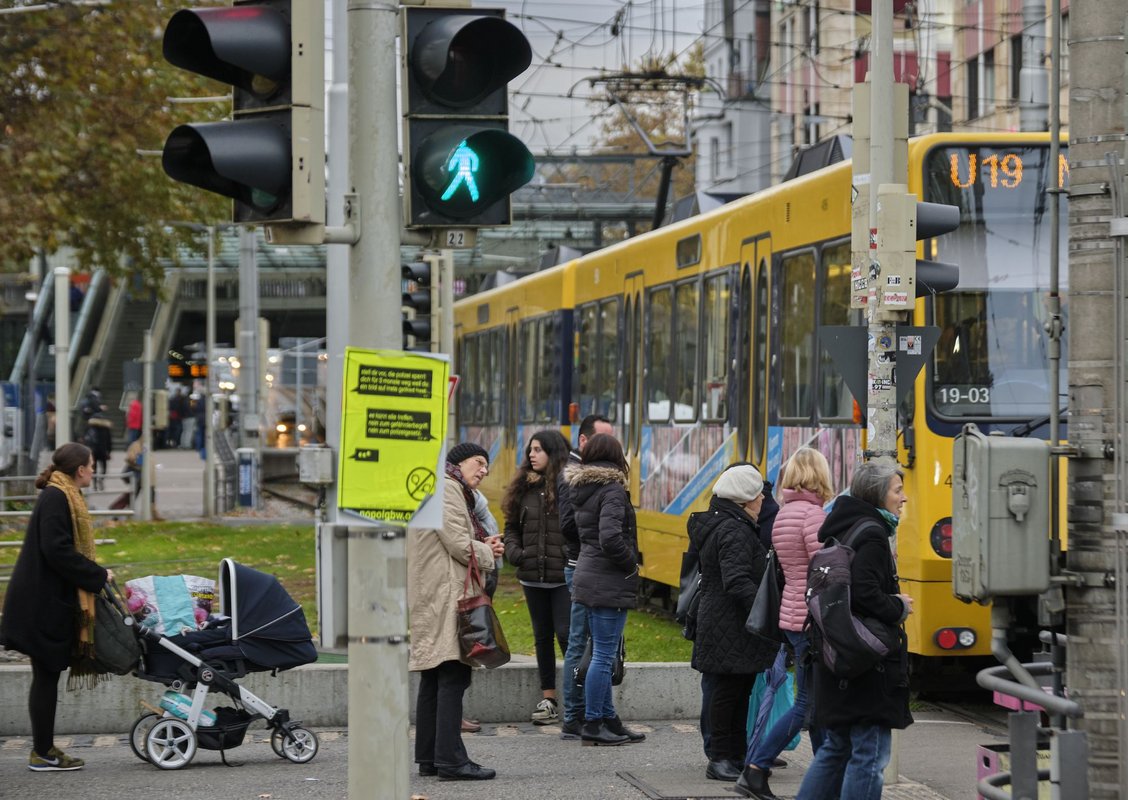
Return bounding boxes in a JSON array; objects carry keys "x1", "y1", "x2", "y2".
[
  {"x1": 745, "y1": 548, "x2": 784, "y2": 642},
  {"x1": 92, "y1": 582, "x2": 142, "y2": 675},
  {"x1": 746, "y1": 646, "x2": 800, "y2": 754},
  {"x1": 456, "y1": 547, "x2": 510, "y2": 669}
]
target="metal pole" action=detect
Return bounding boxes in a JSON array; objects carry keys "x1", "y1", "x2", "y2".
[
  {"x1": 53, "y1": 267, "x2": 71, "y2": 447},
  {"x1": 295, "y1": 342, "x2": 303, "y2": 445},
  {"x1": 347, "y1": 0, "x2": 409, "y2": 797},
  {"x1": 237, "y1": 227, "x2": 260, "y2": 450},
  {"x1": 24, "y1": 288, "x2": 38, "y2": 471},
  {"x1": 140, "y1": 331, "x2": 152, "y2": 522},
  {"x1": 205, "y1": 226, "x2": 216, "y2": 517}
]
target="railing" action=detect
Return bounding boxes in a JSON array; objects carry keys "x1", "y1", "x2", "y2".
[
  {"x1": 976, "y1": 631, "x2": 1088, "y2": 799},
  {"x1": 0, "y1": 473, "x2": 135, "y2": 519}
]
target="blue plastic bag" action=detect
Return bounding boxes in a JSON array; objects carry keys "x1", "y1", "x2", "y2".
[{"x1": 746, "y1": 647, "x2": 800, "y2": 754}]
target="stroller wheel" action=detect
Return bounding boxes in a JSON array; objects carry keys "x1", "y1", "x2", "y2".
[
  {"x1": 146, "y1": 718, "x2": 197, "y2": 769},
  {"x1": 129, "y1": 713, "x2": 160, "y2": 762},
  {"x1": 272, "y1": 726, "x2": 319, "y2": 764}
]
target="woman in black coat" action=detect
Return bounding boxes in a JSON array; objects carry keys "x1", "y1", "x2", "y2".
[
  {"x1": 0, "y1": 443, "x2": 111, "y2": 772},
  {"x1": 797, "y1": 460, "x2": 914, "y2": 800},
  {"x1": 567, "y1": 434, "x2": 644, "y2": 747},
  {"x1": 501, "y1": 429, "x2": 572, "y2": 725},
  {"x1": 687, "y1": 463, "x2": 778, "y2": 782}
]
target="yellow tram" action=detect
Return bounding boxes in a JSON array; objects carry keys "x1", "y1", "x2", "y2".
[{"x1": 453, "y1": 132, "x2": 1067, "y2": 667}]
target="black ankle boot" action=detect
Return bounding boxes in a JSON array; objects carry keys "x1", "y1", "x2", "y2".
[
  {"x1": 735, "y1": 764, "x2": 779, "y2": 799},
  {"x1": 580, "y1": 719, "x2": 629, "y2": 746},
  {"x1": 603, "y1": 715, "x2": 645, "y2": 742}
]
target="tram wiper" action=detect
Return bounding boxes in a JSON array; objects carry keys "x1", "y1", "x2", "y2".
[{"x1": 1010, "y1": 409, "x2": 1068, "y2": 438}]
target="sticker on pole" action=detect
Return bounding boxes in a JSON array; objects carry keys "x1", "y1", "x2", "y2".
[{"x1": 338, "y1": 347, "x2": 449, "y2": 526}]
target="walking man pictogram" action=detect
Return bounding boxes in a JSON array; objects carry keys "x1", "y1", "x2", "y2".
[{"x1": 441, "y1": 140, "x2": 480, "y2": 202}]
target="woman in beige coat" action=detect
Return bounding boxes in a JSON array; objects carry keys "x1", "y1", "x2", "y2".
[{"x1": 409, "y1": 442, "x2": 504, "y2": 781}]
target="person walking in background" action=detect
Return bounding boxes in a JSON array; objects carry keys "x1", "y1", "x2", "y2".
[
  {"x1": 560, "y1": 413, "x2": 614, "y2": 739},
  {"x1": 125, "y1": 396, "x2": 142, "y2": 446},
  {"x1": 738, "y1": 447, "x2": 835, "y2": 799},
  {"x1": 0, "y1": 443, "x2": 112, "y2": 772},
  {"x1": 796, "y1": 461, "x2": 913, "y2": 800},
  {"x1": 687, "y1": 464, "x2": 779, "y2": 782},
  {"x1": 501, "y1": 429, "x2": 572, "y2": 726},
  {"x1": 166, "y1": 388, "x2": 186, "y2": 449},
  {"x1": 82, "y1": 411, "x2": 113, "y2": 492},
  {"x1": 568, "y1": 433, "x2": 645, "y2": 747},
  {"x1": 408, "y1": 442, "x2": 504, "y2": 781}
]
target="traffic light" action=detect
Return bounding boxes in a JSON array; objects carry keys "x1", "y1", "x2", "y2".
[
  {"x1": 402, "y1": 260, "x2": 437, "y2": 351},
  {"x1": 401, "y1": 8, "x2": 536, "y2": 228},
  {"x1": 876, "y1": 188, "x2": 960, "y2": 310},
  {"x1": 161, "y1": 1, "x2": 324, "y2": 228}
]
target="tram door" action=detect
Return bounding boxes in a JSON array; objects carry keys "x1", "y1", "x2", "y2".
[
  {"x1": 622, "y1": 271, "x2": 645, "y2": 506},
  {"x1": 736, "y1": 236, "x2": 771, "y2": 467}
]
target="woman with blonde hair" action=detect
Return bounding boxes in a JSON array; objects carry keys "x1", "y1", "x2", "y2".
[{"x1": 737, "y1": 446, "x2": 835, "y2": 799}]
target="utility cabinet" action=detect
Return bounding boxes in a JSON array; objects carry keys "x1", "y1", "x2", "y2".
[{"x1": 952, "y1": 423, "x2": 1051, "y2": 602}]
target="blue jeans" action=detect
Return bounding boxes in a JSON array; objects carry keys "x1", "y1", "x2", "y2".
[
  {"x1": 748, "y1": 630, "x2": 822, "y2": 767},
  {"x1": 561, "y1": 566, "x2": 589, "y2": 723},
  {"x1": 797, "y1": 723, "x2": 891, "y2": 800},
  {"x1": 582, "y1": 605, "x2": 628, "y2": 721}
]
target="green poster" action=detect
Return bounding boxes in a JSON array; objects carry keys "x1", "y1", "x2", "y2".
[{"x1": 337, "y1": 347, "x2": 449, "y2": 524}]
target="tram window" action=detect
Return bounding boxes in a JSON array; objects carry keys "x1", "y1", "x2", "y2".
[
  {"x1": 518, "y1": 319, "x2": 538, "y2": 422},
  {"x1": 779, "y1": 250, "x2": 816, "y2": 421},
  {"x1": 646, "y1": 285, "x2": 674, "y2": 421},
  {"x1": 597, "y1": 298, "x2": 620, "y2": 420},
  {"x1": 702, "y1": 272, "x2": 731, "y2": 421},
  {"x1": 674, "y1": 281, "x2": 699, "y2": 422},
  {"x1": 463, "y1": 335, "x2": 479, "y2": 423},
  {"x1": 540, "y1": 315, "x2": 562, "y2": 422},
  {"x1": 751, "y1": 261, "x2": 769, "y2": 460},
  {"x1": 578, "y1": 303, "x2": 598, "y2": 415},
  {"x1": 485, "y1": 330, "x2": 503, "y2": 424},
  {"x1": 818, "y1": 241, "x2": 859, "y2": 420}
]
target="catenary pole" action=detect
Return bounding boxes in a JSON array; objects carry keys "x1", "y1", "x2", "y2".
[
  {"x1": 53, "y1": 267, "x2": 70, "y2": 446},
  {"x1": 345, "y1": 0, "x2": 410, "y2": 797},
  {"x1": 205, "y1": 226, "x2": 216, "y2": 517}
]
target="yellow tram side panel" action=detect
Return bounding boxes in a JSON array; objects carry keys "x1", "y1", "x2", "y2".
[{"x1": 452, "y1": 263, "x2": 576, "y2": 510}]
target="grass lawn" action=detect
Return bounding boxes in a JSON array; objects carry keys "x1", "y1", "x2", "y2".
[{"x1": 0, "y1": 520, "x2": 692, "y2": 662}]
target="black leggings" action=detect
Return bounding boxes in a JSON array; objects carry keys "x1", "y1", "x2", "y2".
[
  {"x1": 29, "y1": 660, "x2": 61, "y2": 756},
  {"x1": 521, "y1": 584, "x2": 571, "y2": 691}
]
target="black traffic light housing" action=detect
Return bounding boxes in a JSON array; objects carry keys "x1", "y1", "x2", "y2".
[
  {"x1": 915, "y1": 201, "x2": 961, "y2": 296},
  {"x1": 162, "y1": 1, "x2": 324, "y2": 227},
  {"x1": 401, "y1": 8, "x2": 535, "y2": 228},
  {"x1": 402, "y1": 259, "x2": 437, "y2": 351}
]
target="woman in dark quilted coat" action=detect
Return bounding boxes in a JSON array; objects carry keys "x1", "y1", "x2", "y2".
[
  {"x1": 568, "y1": 434, "x2": 644, "y2": 747},
  {"x1": 687, "y1": 463, "x2": 778, "y2": 782},
  {"x1": 501, "y1": 429, "x2": 572, "y2": 725}
]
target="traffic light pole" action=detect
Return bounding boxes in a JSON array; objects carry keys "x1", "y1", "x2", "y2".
[{"x1": 345, "y1": 1, "x2": 411, "y2": 797}]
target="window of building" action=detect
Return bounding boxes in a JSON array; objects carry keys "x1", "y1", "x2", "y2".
[
  {"x1": 710, "y1": 136, "x2": 720, "y2": 180},
  {"x1": 967, "y1": 57, "x2": 979, "y2": 119},
  {"x1": 673, "y1": 281, "x2": 700, "y2": 422},
  {"x1": 778, "y1": 250, "x2": 816, "y2": 420},
  {"x1": 646, "y1": 285, "x2": 674, "y2": 421},
  {"x1": 983, "y1": 48, "x2": 996, "y2": 114},
  {"x1": 1010, "y1": 34, "x2": 1022, "y2": 102}
]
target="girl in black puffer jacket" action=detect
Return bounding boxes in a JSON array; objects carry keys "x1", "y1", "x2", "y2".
[
  {"x1": 568, "y1": 434, "x2": 644, "y2": 746},
  {"x1": 502, "y1": 429, "x2": 573, "y2": 725}
]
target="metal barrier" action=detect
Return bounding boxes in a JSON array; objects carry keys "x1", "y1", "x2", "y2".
[
  {"x1": 0, "y1": 473, "x2": 135, "y2": 518},
  {"x1": 975, "y1": 632, "x2": 1088, "y2": 800}
]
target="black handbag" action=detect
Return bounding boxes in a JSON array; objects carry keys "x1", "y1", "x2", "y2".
[
  {"x1": 456, "y1": 548, "x2": 510, "y2": 669},
  {"x1": 93, "y1": 582, "x2": 141, "y2": 675},
  {"x1": 745, "y1": 547, "x2": 785, "y2": 642},
  {"x1": 573, "y1": 634, "x2": 626, "y2": 687}
]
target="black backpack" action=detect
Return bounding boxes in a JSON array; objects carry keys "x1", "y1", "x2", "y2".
[{"x1": 805, "y1": 519, "x2": 902, "y2": 679}]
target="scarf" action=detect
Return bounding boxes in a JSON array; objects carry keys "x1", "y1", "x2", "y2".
[
  {"x1": 445, "y1": 461, "x2": 488, "y2": 542},
  {"x1": 48, "y1": 471, "x2": 102, "y2": 688}
]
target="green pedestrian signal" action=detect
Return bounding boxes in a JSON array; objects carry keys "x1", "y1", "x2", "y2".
[{"x1": 401, "y1": 8, "x2": 535, "y2": 228}]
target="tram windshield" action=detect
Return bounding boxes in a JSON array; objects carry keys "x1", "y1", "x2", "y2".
[{"x1": 923, "y1": 144, "x2": 1069, "y2": 419}]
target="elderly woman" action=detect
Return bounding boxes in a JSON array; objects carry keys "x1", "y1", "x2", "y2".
[
  {"x1": 688, "y1": 463, "x2": 780, "y2": 782},
  {"x1": 796, "y1": 460, "x2": 914, "y2": 800},
  {"x1": 408, "y1": 442, "x2": 505, "y2": 781}
]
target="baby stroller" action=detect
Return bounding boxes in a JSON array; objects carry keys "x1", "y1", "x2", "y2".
[{"x1": 127, "y1": 558, "x2": 320, "y2": 770}]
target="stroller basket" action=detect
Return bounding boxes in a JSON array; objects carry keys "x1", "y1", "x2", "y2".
[{"x1": 196, "y1": 707, "x2": 253, "y2": 751}]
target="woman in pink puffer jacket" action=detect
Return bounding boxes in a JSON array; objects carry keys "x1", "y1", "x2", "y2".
[{"x1": 737, "y1": 447, "x2": 836, "y2": 800}]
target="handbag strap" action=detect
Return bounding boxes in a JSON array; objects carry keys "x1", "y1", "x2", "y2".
[{"x1": 462, "y1": 542, "x2": 486, "y2": 600}]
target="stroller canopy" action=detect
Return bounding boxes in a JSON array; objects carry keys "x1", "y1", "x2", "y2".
[{"x1": 219, "y1": 559, "x2": 317, "y2": 670}]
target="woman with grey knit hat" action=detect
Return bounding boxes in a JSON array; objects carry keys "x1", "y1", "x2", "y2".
[
  {"x1": 687, "y1": 463, "x2": 779, "y2": 782},
  {"x1": 408, "y1": 441, "x2": 504, "y2": 781}
]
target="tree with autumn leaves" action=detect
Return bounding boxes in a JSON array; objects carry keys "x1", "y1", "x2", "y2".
[{"x1": 0, "y1": 1, "x2": 227, "y2": 285}]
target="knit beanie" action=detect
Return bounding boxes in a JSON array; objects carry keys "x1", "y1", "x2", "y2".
[
  {"x1": 447, "y1": 442, "x2": 489, "y2": 465},
  {"x1": 712, "y1": 464, "x2": 764, "y2": 503}
]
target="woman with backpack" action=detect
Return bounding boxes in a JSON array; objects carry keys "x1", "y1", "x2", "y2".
[
  {"x1": 738, "y1": 447, "x2": 834, "y2": 799},
  {"x1": 796, "y1": 460, "x2": 914, "y2": 800},
  {"x1": 501, "y1": 429, "x2": 572, "y2": 726},
  {"x1": 687, "y1": 463, "x2": 779, "y2": 782}
]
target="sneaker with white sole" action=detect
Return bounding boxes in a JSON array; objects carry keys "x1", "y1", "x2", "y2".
[
  {"x1": 531, "y1": 697, "x2": 559, "y2": 725},
  {"x1": 28, "y1": 747, "x2": 84, "y2": 772}
]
